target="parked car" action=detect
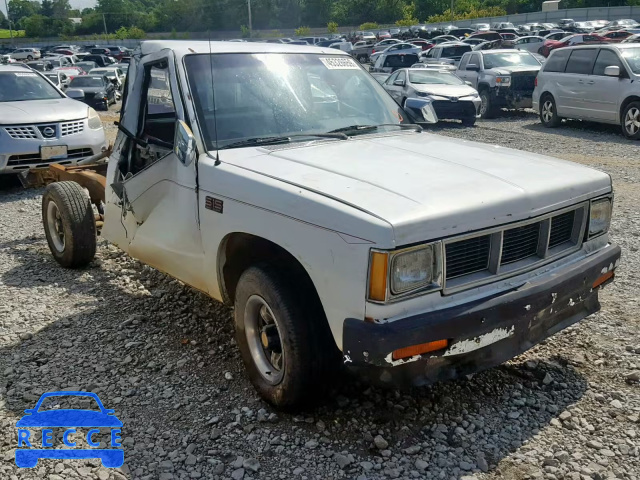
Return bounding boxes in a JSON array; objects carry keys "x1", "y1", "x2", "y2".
[
  {"x1": 382, "y1": 67, "x2": 480, "y2": 125},
  {"x1": 431, "y1": 35, "x2": 460, "y2": 44},
  {"x1": 462, "y1": 38, "x2": 488, "y2": 46},
  {"x1": 377, "y1": 31, "x2": 391, "y2": 40},
  {"x1": 65, "y1": 74, "x2": 117, "y2": 110},
  {"x1": 91, "y1": 47, "x2": 112, "y2": 56},
  {"x1": 408, "y1": 39, "x2": 435, "y2": 51},
  {"x1": 544, "y1": 31, "x2": 569, "y2": 41},
  {"x1": 513, "y1": 36, "x2": 545, "y2": 53},
  {"x1": 456, "y1": 49, "x2": 542, "y2": 118},
  {"x1": 420, "y1": 42, "x2": 472, "y2": 65},
  {"x1": 499, "y1": 32, "x2": 519, "y2": 47},
  {"x1": 558, "y1": 18, "x2": 575, "y2": 28},
  {"x1": 468, "y1": 31, "x2": 503, "y2": 42},
  {"x1": 470, "y1": 23, "x2": 490, "y2": 31},
  {"x1": 105, "y1": 46, "x2": 129, "y2": 61},
  {"x1": 10, "y1": 48, "x2": 41, "y2": 61},
  {"x1": 370, "y1": 43, "x2": 422, "y2": 64},
  {"x1": 351, "y1": 41, "x2": 376, "y2": 62},
  {"x1": 37, "y1": 40, "x2": 620, "y2": 410},
  {"x1": 533, "y1": 44, "x2": 640, "y2": 139},
  {"x1": 370, "y1": 52, "x2": 421, "y2": 73},
  {"x1": 566, "y1": 22, "x2": 596, "y2": 33},
  {"x1": 622, "y1": 34, "x2": 640, "y2": 43},
  {"x1": 44, "y1": 56, "x2": 75, "y2": 69},
  {"x1": 89, "y1": 67, "x2": 126, "y2": 91},
  {"x1": 540, "y1": 34, "x2": 609, "y2": 57},
  {"x1": 0, "y1": 65, "x2": 106, "y2": 174},
  {"x1": 609, "y1": 19, "x2": 639, "y2": 29},
  {"x1": 75, "y1": 61, "x2": 99, "y2": 73},
  {"x1": 491, "y1": 22, "x2": 515, "y2": 30},
  {"x1": 82, "y1": 54, "x2": 116, "y2": 67},
  {"x1": 43, "y1": 70, "x2": 70, "y2": 89},
  {"x1": 601, "y1": 30, "x2": 634, "y2": 43},
  {"x1": 53, "y1": 66, "x2": 86, "y2": 81},
  {"x1": 25, "y1": 60, "x2": 53, "y2": 72}
]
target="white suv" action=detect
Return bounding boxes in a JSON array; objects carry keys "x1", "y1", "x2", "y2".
[
  {"x1": 533, "y1": 44, "x2": 640, "y2": 139},
  {"x1": 10, "y1": 48, "x2": 41, "y2": 61}
]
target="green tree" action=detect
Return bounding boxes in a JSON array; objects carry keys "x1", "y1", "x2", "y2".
[
  {"x1": 327, "y1": 21, "x2": 338, "y2": 33},
  {"x1": 8, "y1": 0, "x2": 40, "y2": 26}
]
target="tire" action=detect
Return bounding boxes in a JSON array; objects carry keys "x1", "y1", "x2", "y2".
[
  {"x1": 462, "y1": 116, "x2": 476, "y2": 127},
  {"x1": 540, "y1": 94, "x2": 562, "y2": 128},
  {"x1": 42, "y1": 181, "x2": 96, "y2": 268},
  {"x1": 479, "y1": 90, "x2": 497, "y2": 119},
  {"x1": 27, "y1": 55, "x2": 33, "y2": 61},
  {"x1": 234, "y1": 264, "x2": 338, "y2": 408},
  {"x1": 621, "y1": 101, "x2": 640, "y2": 140}
]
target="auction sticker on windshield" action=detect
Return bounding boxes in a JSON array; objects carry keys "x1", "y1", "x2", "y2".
[{"x1": 319, "y1": 57, "x2": 360, "y2": 69}]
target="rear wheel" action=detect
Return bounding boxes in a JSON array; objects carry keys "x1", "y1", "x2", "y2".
[
  {"x1": 42, "y1": 181, "x2": 96, "y2": 268},
  {"x1": 540, "y1": 94, "x2": 562, "y2": 127},
  {"x1": 621, "y1": 101, "x2": 640, "y2": 140}
]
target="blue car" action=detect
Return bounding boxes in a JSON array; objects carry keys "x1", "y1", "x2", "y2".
[{"x1": 15, "y1": 391, "x2": 123, "y2": 468}]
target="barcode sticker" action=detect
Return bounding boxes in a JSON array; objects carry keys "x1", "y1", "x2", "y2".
[
  {"x1": 15, "y1": 72, "x2": 37, "y2": 77},
  {"x1": 319, "y1": 57, "x2": 359, "y2": 70}
]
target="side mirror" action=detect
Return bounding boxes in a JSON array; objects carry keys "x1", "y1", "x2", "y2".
[
  {"x1": 66, "y1": 88, "x2": 85, "y2": 100},
  {"x1": 466, "y1": 64, "x2": 480, "y2": 71},
  {"x1": 403, "y1": 98, "x2": 439, "y2": 124},
  {"x1": 604, "y1": 65, "x2": 620, "y2": 77},
  {"x1": 393, "y1": 79, "x2": 405, "y2": 86},
  {"x1": 174, "y1": 120, "x2": 196, "y2": 166}
]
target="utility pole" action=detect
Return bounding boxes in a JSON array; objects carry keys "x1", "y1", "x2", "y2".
[
  {"x1": 247, "y1": 0, "x2": 252, "y2": 37},
  {"x1": 4, "y1": 0, "x2": 13, "y2": 45},
  {"x1": 102, "y1": 13, "x2": 108, "y2": 38}
]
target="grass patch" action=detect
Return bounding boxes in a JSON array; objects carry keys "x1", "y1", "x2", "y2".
[{"x1": 0, "y1": 29, "x2": 26, "y2": 39}]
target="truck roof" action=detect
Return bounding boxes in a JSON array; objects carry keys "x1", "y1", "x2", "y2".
[{"x1": 138, "y1": 40, "x2": 350, "y2": 58}]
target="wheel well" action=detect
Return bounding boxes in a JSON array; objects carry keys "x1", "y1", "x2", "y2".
[
  {"x1": 218, "y1": 233, "x2": 322, "y2": 310},
  {"x1": 478, "y1": 83, "x2": 491, "y2": 93},
  {"x1": 620, "y1": 96, "x2": 640, "y2": 122}
]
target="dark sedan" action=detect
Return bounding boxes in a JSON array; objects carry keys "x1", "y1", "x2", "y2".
[{"x1": 66, "y1": 75, "x2": 116, "y2": 110}]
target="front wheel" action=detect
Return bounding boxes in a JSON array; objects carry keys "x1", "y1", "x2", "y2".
[
  {"x1": 234, "y1": 265, "x2": 337, "y2": 407},
  {"x1": 27, "y1": 55, "x2": 33, "y2": 61},
  {"x1": 622, "y1": 101, "x2": 640, "y2": 140},
  {"x1": 479, "y1": 90, "x2": 497, "y2": 119},
  {"x1": 540, "y1": 95, "x2": 562, "y2": 127},
  {"x1": 42, "y1": 181, "x2": 96, "y2": 268}
]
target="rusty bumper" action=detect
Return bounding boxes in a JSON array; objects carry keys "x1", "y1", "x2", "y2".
[{"x1": 343, "y1": 244, "x2": 621, "y2": 387}]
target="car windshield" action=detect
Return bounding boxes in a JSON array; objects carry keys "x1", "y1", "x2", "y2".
[
  {"x1": 184, "y1": 53, "x2": 406, "y2": 150},
  {"x1": 70, "y1": 76, "x2": 104, "y2": 87},
  {"x1": 38, "y1": 395, "x2": 101, "y2": 412},
  {"x1": 483, "y1": 52, "x2": 540, "y2": 68},
  {"x1": 0, "y1": 71, "x2": 63, "y2": 101},
  {"x1": 441, "y1": 45, "x2": 471, "y2": 58},
  {"x1": 620, "y1": 47, "x2": 640, "y2": 73},
  {"x1": 408, "y1": 70, "x2": 464, "y2": 85}
]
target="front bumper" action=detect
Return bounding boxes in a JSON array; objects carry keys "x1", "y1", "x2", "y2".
[
  {"x1": 494, "y1": 87, "x2": 533, "y2": 109},
  {"x1": 343, "y1": 244, "x2": 621, "y2": 386},
  {"x1": 432, "y1": 97, "x2": 481, "y2": 120}
]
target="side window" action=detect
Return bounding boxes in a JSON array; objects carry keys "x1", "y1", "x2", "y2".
[
  {"x1": 396, "y1": 70, "x2": 406, "y2": 83},
  {"x1": 385, "y1": 71, "x2": 400, "y2": 84},
  {"x1": 544, "y1": 49, "x2": 571, "y2": 72},
  {"x1": 565, "y1": 49, "x2": 597, "y2": 74},
  {"x1": 459, "y1": 54, "x2": 469, "y2": 69},
  {"x1": 141, "y1": 62, "x2": 176, "y2": 144},
  {"x1": 592, "y1": 49, "x2": 623, "y2": 76},
  {"x1": 468, "y1": 53, "x2": 480, "y2": 68}
]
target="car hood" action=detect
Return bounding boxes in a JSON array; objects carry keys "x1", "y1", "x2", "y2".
[
  {"x1": 488, "y1": 65, "x2": 541, "y2": 75},
  {"x1": 0, "y1": 98, "x2": 88, "y2": 124},
  {"x1": 220, "y1": 133, "x2": 611, "y2": 246},
  {"x1": 412, "y1": 83, "x2": 478, "y2": 97},
  {"x1": 16, "y1": 410, "x2": 123, "y2": 427}
]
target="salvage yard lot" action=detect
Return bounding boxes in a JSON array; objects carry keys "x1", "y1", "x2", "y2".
[{"x1": 0, "y1": 109, "x2": 638, "y2": 480}]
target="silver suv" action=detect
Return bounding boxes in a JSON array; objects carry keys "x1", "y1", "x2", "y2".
[
  {"x1": 0, "y1": 64, "x2": 108, "y2": 174},
  {"x1": 533, "y1": 44, "x2": 640, "y2": 139}
]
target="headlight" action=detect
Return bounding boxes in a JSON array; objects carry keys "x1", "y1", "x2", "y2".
[
  {"x1": 496, "y1": 75, "x2": 511, "y2": 86},
  {"x1": 87, "y1": 107, "x2": 102, "y2": 129},
  {"x1": 368, "y1": 243, "x2": 442, "y2": 302},
  {"x1": 415, "y1": 91, "x2": 431, "y2": 97},
  {"x1": 588, "y1": 197, "x2": 612, "y2": 238}
]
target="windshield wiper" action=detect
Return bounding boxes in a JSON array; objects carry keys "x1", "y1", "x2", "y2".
[
  {"x1": 219, "y1": 132, "x2": 347, "y2": 150},
  {"x1": 328, "y1": 123, "x2": 423, "y2": 135}
]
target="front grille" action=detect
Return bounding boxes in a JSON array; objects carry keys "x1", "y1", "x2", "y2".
[
  {"x1": 7, "y1": 148, "x2": 93, "y2": 167},
  {"x1": 511, "y1": 73, "x2": 536, "y2": 92},
  {"x1": 4, "y1": 126, "x2": 37, "y2": 139},
  {"x1": 501, "y1": 222, "x2": 541, "y2": 265},
  {"x1": 432, "y1": 100, "x2": 476, "y2": 119},
  {"x1": 60, "y1": 120, "x2": 84, "y2": 136},
  {"x1": 445, "y1": 235, "x2": 491, "y2": 279},
  {"x1": 549, "y1": 211, "x2": 575, "y2": 247}
]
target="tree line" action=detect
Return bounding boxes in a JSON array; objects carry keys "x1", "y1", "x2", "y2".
[{"x1": 2, "y1": 0, "x2": 639, "y2": 39}]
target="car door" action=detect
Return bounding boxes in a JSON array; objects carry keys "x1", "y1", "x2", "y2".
[
  {"x1": 585, "y1": 48, "x2": 628, "y2": 122},
  {"x1": 462, "y1": 52, "x2": 481, "y2": 88},
  {"x1": 385, "y1": 70, "x2": 406, "y2": 103},
  {"x1": 102, "y1": 50, "x2": 206, "y2": 291},
  {"x1": 561, "y1": 48, "x2": 598, "y2": 118},
  {"x1": 383, "y1": 70, "x2": 400, "y2": 99},
  {"x1": 527, "y1": 38, "x2": 543, "y2": 53}
]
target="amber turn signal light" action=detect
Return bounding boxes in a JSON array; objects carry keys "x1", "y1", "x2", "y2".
[
  {"x1": 368, "y1": 252, "x2": 389, "y2": 301},
  {"x1": 392, "y1": 339, "x2": 449, "y2": 360},
  {"x1": 593, "y1": 270, "x2": 614, "y2": 289}
]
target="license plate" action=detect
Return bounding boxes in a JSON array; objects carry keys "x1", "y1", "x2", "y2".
[{"x1": 41, "y1": 145, "x2": 68, "y2": 160}]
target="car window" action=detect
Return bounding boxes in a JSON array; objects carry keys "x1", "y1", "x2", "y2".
[
  {"x1": 146, "y1": 63, "x2": 176, "y2": 117},
  {"x1": 385, "y1": 71, "x2": 400, "y2": 84},
  {"x1": 620, "y1": 47, "x2": 640, "y2": 74},
  {"x1": 592, "y1": 49, "x2": 624, "y2": 75},
  {"x1": 396, "y1": 70, "x2": 406, "y2": 83},
  {"x1": 384, "y1": 54, "x2": 419, "y2": 68},
  {"x1": 458, "y1": 54, "x2": 469, "y2": 69},
  {"x1": 0, "y1": 71, "x2": 63, "y2": 101},
  {"x1": 468, "y1": 53, "x2": 480, "y2": 67},
  {"x1": 565, "y1": 49, "x2": 597, "y2": 74},
  {"x1": 544, "y1": 49, "x2": 571, "y2": 72}
]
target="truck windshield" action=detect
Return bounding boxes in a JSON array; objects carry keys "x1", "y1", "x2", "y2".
[
  {"x1": 483, "y1": 52, "x2": 541, "y2": 68},
  {"x1": 184, "y1": 53, "x2": 406, "y2": 150}
]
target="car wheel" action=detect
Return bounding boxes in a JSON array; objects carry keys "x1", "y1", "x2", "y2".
[
  {"x1": 479, "y1": 90, "x2": 497, "y2": 119},
  {"x1": 540, "y1": 94, "x2": 562, "y2": 127},
  {"x1": 621, "y1": 101, "x2": 640, "y2": 140},
  {"x1": 234, "y1": 264, "x2": 339, "y2": 408},
  {"x1": 42, "y1": 181, "x2": 96, "y2": 268},
  {"x1": 27, "y1": 55, "x2": 33, "y2": 61},
  {"x1": 462, "y1": 117, "x2": 476, "y2": 127}
]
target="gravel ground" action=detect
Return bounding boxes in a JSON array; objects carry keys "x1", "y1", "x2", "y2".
[{"x1": 0, "y1": 108, "x2": 638, "y2": 480}]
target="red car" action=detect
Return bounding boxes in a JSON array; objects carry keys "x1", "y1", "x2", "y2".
[
  {"x1": 540, "y1": 33, "x2": 610, "y2": 57},
  {"x1": 601, "y1": 30, "x2": 633, "y2": 43},
  {"x1": 408, "y1": 39, "x2": 435, "y2": 51}
]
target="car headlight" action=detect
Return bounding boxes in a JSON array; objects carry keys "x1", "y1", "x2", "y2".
[
  {"x1": 415, "y1": 91, "x2": 431, "y2": 97},
  {"x1": 87, "y1": 107, "x2": 102, "y2": 129},
  {"x1": 588, "y1": 197, "x2": 612, "y2": 238},
  {"x1": 496, "y1": 75, "x2": 511, "y2": 86},
  {"x1": 368, "y1": 243, "x2": 442, "y2": 302}
]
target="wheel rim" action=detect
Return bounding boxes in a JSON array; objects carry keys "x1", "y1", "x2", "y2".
[
  {"x1": 480, "y1": 94, "x2": 488, "y2": 115},
  {"x1": 46, "y1": 201, "x2": 65, "y2": 252},
  {"x1": 244, "y1": 295, "x2": 285, "y2": 385},
  {"x1": 542, "y1": 100, "x2": 554, "y2": 123},
  {"x1": 624, "y1": 107, "x2": 640, "y2": 135}
]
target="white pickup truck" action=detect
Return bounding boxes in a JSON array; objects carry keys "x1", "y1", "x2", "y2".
[{"x1": 41, "y1": 40, "x2": 620, "y2": 407}]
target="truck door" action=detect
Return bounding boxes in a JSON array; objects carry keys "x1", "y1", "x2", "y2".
[{"x1": 102, "y1": 50, "x2": 207, "y2": 292}]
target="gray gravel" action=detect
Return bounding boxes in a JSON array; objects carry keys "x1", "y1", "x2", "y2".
[{"x1": 0, "y1": 110, "x2": 638, "y2": 480}]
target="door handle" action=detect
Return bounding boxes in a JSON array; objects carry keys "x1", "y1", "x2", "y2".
[
  {"x1": 577, "y1": 80, "x2": 584, "y2": 84},
  {"x1": 586, "y1": 80, "x2": 595, "y2": 85}
]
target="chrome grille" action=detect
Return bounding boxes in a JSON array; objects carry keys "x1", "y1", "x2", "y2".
[
  {"x1": 445, "y1": 235, "x2": 490, "y2": 279},
  {"x1": 7, "y1": 148, "x2": 93, "y2": 168},
  {"x1": 60, "y1": 120, "x2": 84, "y2": 136},
  {"x1": 5, "y1": 126, "x2": 37, "y2": 139},
  {"x1": 443, "y1": 204, "x2": 588, "y2": 294},
  {"x1": 500, "y1": 222, "x2": 541, "y2": 265}
]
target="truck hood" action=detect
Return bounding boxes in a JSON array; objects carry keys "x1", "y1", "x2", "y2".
[
  {"x1": 221, "y1": 132, "x2": 611, "y2": 246},
  {"x1": 0, "y1": 98, "x2": 88, "y2": 124},
  {"x1": 488, "y1": 65, "x2": 541, "y2": 75}
]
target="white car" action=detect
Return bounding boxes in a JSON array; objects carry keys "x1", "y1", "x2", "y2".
[
  {"x1": 0, "y1": 64, "x2": 107, "y2": 174},
  {"x1": 41, "y1": 40, "x2": 620, "y2": 409},
  {"x1": 11, "y1": 48, "x2": 41, "y2": 61},
  {"x1": 513, "y1": 36, "x2": 545, "y2": 53},
  {"x1": 370, "y1": 42, "x2": 422, "y2": 63}
]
